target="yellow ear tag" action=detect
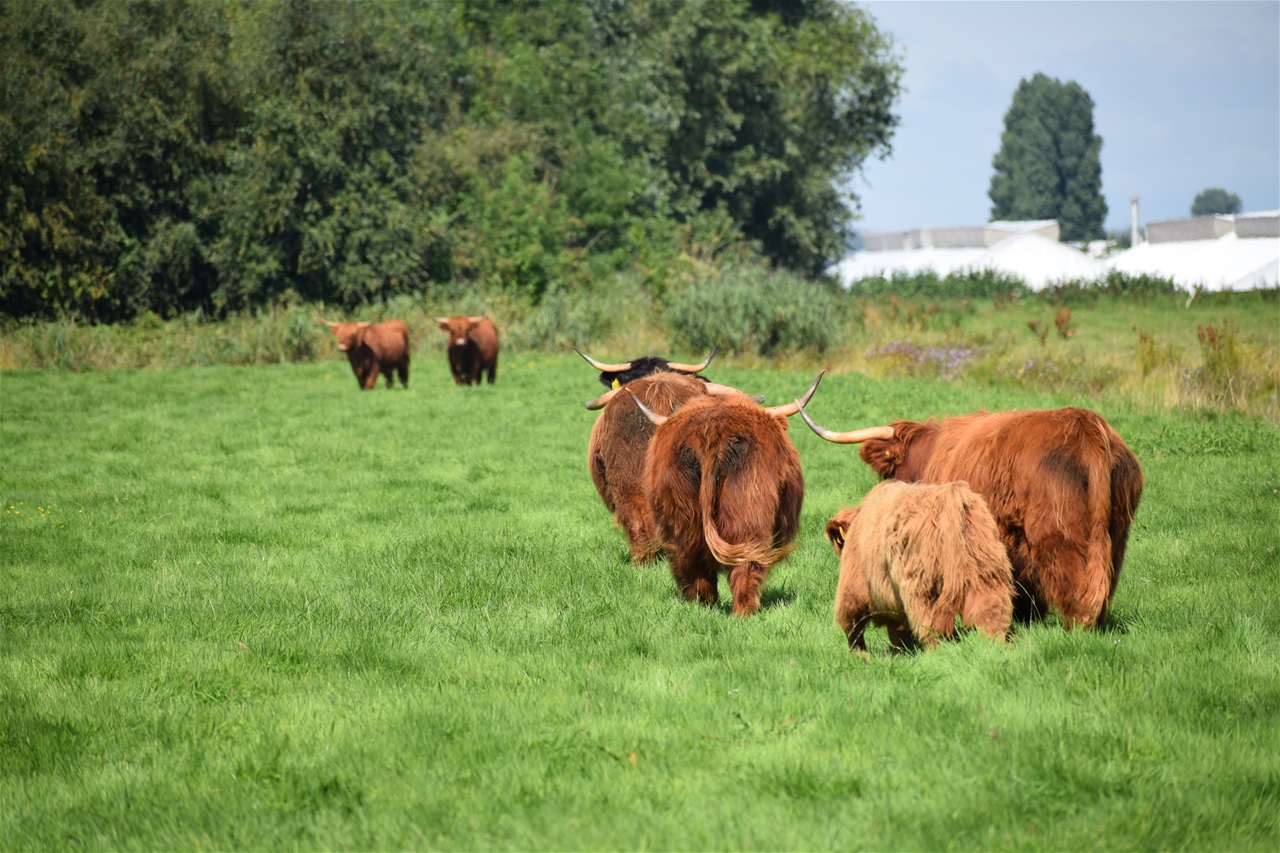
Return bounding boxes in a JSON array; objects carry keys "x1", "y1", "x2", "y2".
[{"x1": 611, "y1": 378, "x2": 621, "y2": 389}]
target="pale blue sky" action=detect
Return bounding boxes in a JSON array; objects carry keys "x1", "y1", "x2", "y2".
[{"x1": 849, "y1": 0, "x2": 1280, "y2": 235}]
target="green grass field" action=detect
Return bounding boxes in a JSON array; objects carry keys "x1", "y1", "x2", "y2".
[{"x1": 2, "y1": 352, "x2": 1278, "y2": 850}]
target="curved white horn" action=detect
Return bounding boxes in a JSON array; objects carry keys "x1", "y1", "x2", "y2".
[
  {"x1": 665, "y1": 345, "x2": 717, "y2": 374},
  {"x1": 764, "y1": 370, "x2": 825, "y2": 418},
  {"x1": 797, "y1": 403, "x2": 895, "y2": 444},
  {"x1": 572, "y1": 345, "x2": 632, "y2": 373},
  {"x1": 703, "y1": 382, "x2": 765, "y2": 403},
  {"x1": 584, "y1": 387, "x2": 624, "y2": 410},
  {"x1": 627, "y1": 390, "x2": 668, "y2": 426}
]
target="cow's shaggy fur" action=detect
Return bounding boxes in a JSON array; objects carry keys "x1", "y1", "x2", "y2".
[
  {"x1": 644, "y1": 393, "x2": 804, "y2": 616},
  {"x1": 825, "y1": 480, "x2": 1014, "y2": 653},
  {"x1": 325, "y1": 319, "x2": 411, "y2": 390},
  {"x1": 588, "y1": 372, "x2": 710, "y2": 563},
  {"x1": 438, "y1": 316, "x2": 499, "y2": 385},
  {"x1": 853, "y1": 407, "x2": 1143, "y2": 629}
]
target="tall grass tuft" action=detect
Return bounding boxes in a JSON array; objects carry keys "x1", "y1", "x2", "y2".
[{"x1": 664, "y1": 264, "x2": 844, "y2": 356}]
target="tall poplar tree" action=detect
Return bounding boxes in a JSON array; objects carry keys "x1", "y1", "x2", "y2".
[{"x1": 988, "y1": 73, "x2": 1106, "y2": 242}]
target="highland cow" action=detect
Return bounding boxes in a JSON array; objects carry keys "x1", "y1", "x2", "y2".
[
  {"x1": 438, "y1": 316, "x2": 499, "y2": 385},
  {"x1": 584, "y1": 373, "x2": 758, "y2": 564},
  {"x1": 801, "y1": 405, "x2": 1143, "y2": 629},
  {"x1": 585, "y1": 373, "x2": 714, "y2": 563},
  {"x1": 323, "y1": 319, "x2": 411, "y2": 390},
  {"x1": 633, "y1": 373, "x2": 823, "y2": 616},
  {"x1": 825, "y1": 480, "x2": 1014, "y2": 653}
]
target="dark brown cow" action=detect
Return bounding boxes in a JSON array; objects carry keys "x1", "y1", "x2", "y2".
[
  {"x1": 438, "y1": 316, "x2": 499, "y2": 385},
  {"x1": 574, "y1": 346, "x2": 716, "y2": 389},
  {"x1": 586, "y1": 373, "x2": 710, "y2": 563},
  {"x1": 825, "y1": 480, "x2": 1014, "y2": 654},
  {"x1": 634, "y1": 373, "x2": 823, "y2": 616},
  {"x1": 584, "y1": 373, "x2": 754, "y2": 564},
  {"x1": 800, "y1": 405, "x2": 1143, "y2": 629},
  {"x1": 323, "y1": 319, "x2": 410, "y2": 390}
]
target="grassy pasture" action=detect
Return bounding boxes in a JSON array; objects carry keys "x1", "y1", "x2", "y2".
[{"x1": 1, "y1": 353, "x2": 1278, "y2": 850}]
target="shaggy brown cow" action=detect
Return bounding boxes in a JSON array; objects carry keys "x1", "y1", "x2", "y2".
[
  {"x1": 800, "y1": 405, "x2": 1143, "y2": 629},
  {"x1": 825, "y1": 480, "x2": 1014, "y2": 653},
  {"x1": 633, "y1": 373, "x2": 823, "y2": 616},
  {"x1": 584, "y1": 373, "x2": 754, "y2": 564},
  {"x1": 323, "y1": 319, "x2": 411, "y2": 390},
  {"x1": 438, "y1": 316, "x2": 499, "y2": 385},
  {"x1": 574, "y1": 346, "x2": 716, "y2": 389}
]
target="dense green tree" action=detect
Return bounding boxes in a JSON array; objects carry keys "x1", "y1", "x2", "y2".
[
  {"x1": 1190, "y1": 187, "x2": 1242, "y2": 217},
  {"x1": 988, "y1": 73, "x2": 1106, "y2": 242},
  {"x1": 597, "y1": 0, "x2": 902, "y2": 277},
  {"x1": 2, "y1": 0, "x2": 903, "y2": 319},
  {"x1": 1, "y1": 0, "x2": 243, "y2": 320},
  {"x1": 207, "y1": 0, "x2": 459, "y2": 310}
]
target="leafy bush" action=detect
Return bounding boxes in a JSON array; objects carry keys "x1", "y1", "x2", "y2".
[
  {"x1": 1041, "y1": 272, "x2": 1184, "y2": 305},
  {"x1": 505, "y1": 277, "x2": 655, "y2": 352},
  {"x1": 664, "y1": 265, "x2": 843, "y2": 356},
  {"x1": 847, "y1": 268, "x2": 1030, "y2": 301}
]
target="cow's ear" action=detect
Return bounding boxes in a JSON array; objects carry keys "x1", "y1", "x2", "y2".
[
  {"x1": 825, "y1": 516, "x2": 849, "y2": 554},
  {"x1": 860, "y1": 438, "x2": 903, "y2": 479},
  {"x1": 437, "y1": 318, "x2": 451, "y2": 331}
]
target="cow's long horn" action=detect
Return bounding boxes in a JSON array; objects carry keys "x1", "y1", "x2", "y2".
[
  {"x1": 627, "y1": 390, "x2": 668, "y2": 426},
  {"x1": 764, "y1": 371, "x2": 825, "y2": 418},
  {"x1": 797, "y1": 403, "x2": 895, "y2": 444},
  {"x1": 322, "y1": 319, "x2": 339, "y2": 328},
  {"x1": 665, "y1": 345, "x2": 717, "y2": 374},
  {"x1": 703, "y1": 382, "x2": 763, "y2": 403},
  {"x1": 572, "y1": 346, "x2": 632, "y2": 373},
  {"x1": 584, "y1": 387, "x2": 624, "y2": 410}
]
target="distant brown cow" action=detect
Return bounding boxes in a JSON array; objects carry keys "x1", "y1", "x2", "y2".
[
  {"x1": 801, "y1": 405, "x2": 1143, "y2": 629},
  {"x1": 584, "y1": 372, "x2": 754, "y2": 564},
  {"x1": 825, "y1": 480, "x2": 1014, "y2": 654},
  {"x1": 323, "y1": 319, "x2": 410, "y2": 390},
  {"x1": 438, "y1": 316, "x2": 499, "y2": 385},
  {"x1": 634, "y1": 373, "x2": 823, "y2": 616}
]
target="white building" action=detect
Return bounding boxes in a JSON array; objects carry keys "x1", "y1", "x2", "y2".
[
  {"x1": 837, "y1": 211, "x2": 1280, "y2": 292},
  {"x1": 1109, "y1": 211, "x2": 1279, "y2": 292}
]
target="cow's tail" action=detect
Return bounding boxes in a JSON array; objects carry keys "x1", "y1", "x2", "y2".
[
  {"x1": 698, "y1": 453, "x2": 795, "y2": 569},
  {"x1": 933, "y1": 484, "x2": 976, "y2": 613},
  {"x1": 1078, "y1": 414, "x2": 1118, "y2": 627},
  {"x1": 703, "y1": 514, "x2": 795, "y2": 569}
]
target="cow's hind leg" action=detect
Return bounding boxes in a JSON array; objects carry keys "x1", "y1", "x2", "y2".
[
  {"x1": 398, "y1": 359, "x2": 409, "y2": 388},
  {"x1": 1031, "y1": 529, "x2": 1107, "y2": 629},
  {"x1": 669, "y1": 546, "x2": 718, "y2": 607},
  {"x1": 620, "y1": 498, "x2": 660, "y2": 564},
  {"x1": 727, "y1": 562, "x2": 768, "y2": 617},
  {"x1": 844, "y1": 614, "x2": 873, "y2": 655},
  {"x1": 486, "y1": 362, "x2": 497, "y2": 384},
  {"x1": 883, "y1": 620, "x2": 919, "y2": 653}
]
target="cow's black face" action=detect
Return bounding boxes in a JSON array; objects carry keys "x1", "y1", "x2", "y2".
[{"x1": 599, "y1": 357, "x2": 707, "y2": 389}]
